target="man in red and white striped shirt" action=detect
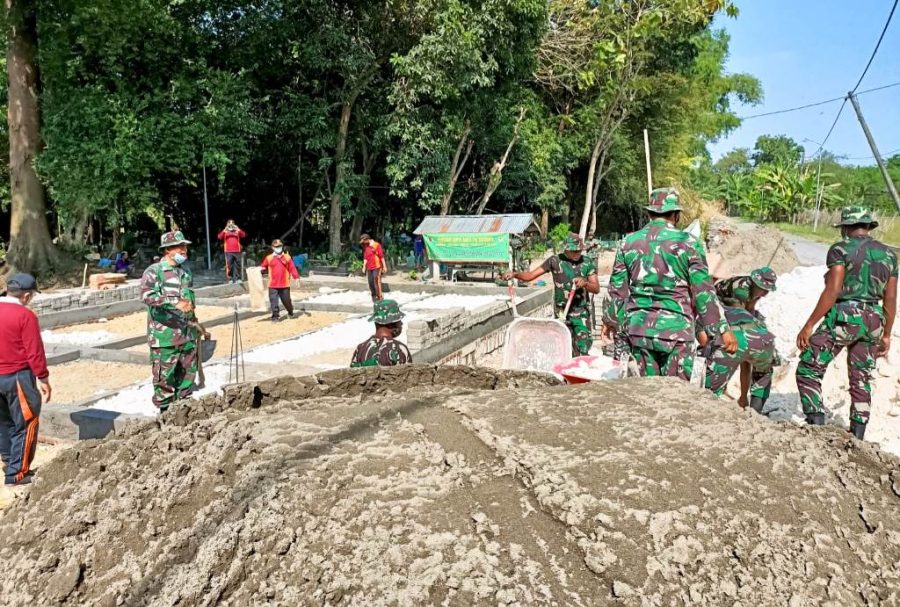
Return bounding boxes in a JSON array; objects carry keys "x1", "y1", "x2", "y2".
[{"x1": 0, "y1": 273, "x2": 51, "y2": 487}]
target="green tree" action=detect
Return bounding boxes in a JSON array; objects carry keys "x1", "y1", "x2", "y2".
[{"x1": 751, "y1": 135, "x2": 804, "y2": 167}]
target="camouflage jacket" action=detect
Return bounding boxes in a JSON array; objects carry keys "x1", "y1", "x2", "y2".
[
  {"x1": 140, "y1": 261, "x2": 198, "y2": 348},
  {"x1": 540, "y1": 254, "x2": 597, "y2": 315},
  {"x1": 603, "y1": 219, "x2": 728, "y2": 341},
  {"x1": 828, "y1": 236, "x2": 898, "y2": 307},
  {"x1": 350, "y1": 337, "x2": 412, "y2": 368},
  {"x1": 715, "y1": 275, "x2": 753, "y2": 307}
]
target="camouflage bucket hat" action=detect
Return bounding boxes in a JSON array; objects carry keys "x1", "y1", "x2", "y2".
[
  {"x1": 750, "y1": 266, "x2": 777, "y2": 292},
  {"x1": 159, "y1": 230, "x2": 192, "y2": 249},
  {"x1": 646, "y1": 187, "x2": 683, "y2": 214},
  {"x1": 834, "y1": 206, "x2": 879, "y2": 228},
  {"x1": 563, "y1": 233, "x2": 584, "y2": 251},
  {"x1": 369, "y1": 299, "x2": 405, "y2": 325}
]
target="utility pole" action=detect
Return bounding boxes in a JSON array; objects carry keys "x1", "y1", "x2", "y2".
[
  {"x1": 643, "y1": 129, "x2": 653, "y2": 196},
  {"x1": 202, "y1": 161, "x2": 212, "y2": 271},
  {"x1": 848, "y1": 92, "x2": 900, "y2": 214},
  {"x1": 813, "y1": 153, "x2": 824, "y2": 232}
]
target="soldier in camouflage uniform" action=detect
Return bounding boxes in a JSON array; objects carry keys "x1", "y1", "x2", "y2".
[
  {"x1": 703, "y1": 267, "x2": 779, "y2": 412},
  {"x1": 716, "y1": 267, "x2": 778, "y2": 312},
  {"x1": 350, "y1": 300, "x2": 413, "y2": 367},
  {"x1": 796, "y1": 207, "x2": 897, "y2": 439},
  {"x1": 602, "y1": 187, "x2": 737, "y2": 380},
  {"x1": 502, "y1": 234, "x2": 600, "y2": 356},
  {"x1": 140, "y1": 231, "x2": 200, "y2": 411}
]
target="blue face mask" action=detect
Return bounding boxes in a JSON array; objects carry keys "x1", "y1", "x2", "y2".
[
  {"x1": 273, "y1": 247, "x2": 283, "y2": 254},
  {"x1": 173, "y1": 253, "x2": 188, "y2": 265}
]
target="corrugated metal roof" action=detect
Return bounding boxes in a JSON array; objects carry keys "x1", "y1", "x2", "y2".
[{"x1": 413, "y1": 214, "x2": 537, "y2": 235}]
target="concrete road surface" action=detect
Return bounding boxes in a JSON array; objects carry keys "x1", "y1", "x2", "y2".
[{"x1": 779, "y1": 231, "x2": 829, "y2": 266}]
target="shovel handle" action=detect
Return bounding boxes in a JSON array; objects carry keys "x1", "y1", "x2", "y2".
[
  {"x1": 561, "y1": 286, "x2": 577, "y2": 318},
  {"x1": 507, "y1": 281, "x2": 519, "y2": 318}
]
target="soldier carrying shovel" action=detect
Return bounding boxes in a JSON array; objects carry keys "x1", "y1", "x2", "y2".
[
  {"x1": 140, "y1": 231, "x2": 212, "y2": 411},
  {"x1": 502, "y1": 233, "x2": 600, "y2": 356}
]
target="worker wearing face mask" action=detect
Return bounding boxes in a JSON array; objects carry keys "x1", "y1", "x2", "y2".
[
  {"x1": 259, "y1": 239, "x2": 300, "y2": 322},
  {"x1": 350, "y1": 300, "x2": 412, "y2": 367},
  {"x1": 140, "y1": 231, "x2": 200, "y2": 411}
]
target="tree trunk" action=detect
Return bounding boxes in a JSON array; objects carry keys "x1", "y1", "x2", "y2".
[
  {"x1": 540, "y1": 207, "x2": 549, "y2": 239},
  {"x1": 349, "y1": 143, "x2": 378, "y2": 244},
  {"x1": 328, "y1": 100, "x2": 353, "y2": 256},
  {"x1": 579, "y1": 138, "x2": 603, "y2": 238},
  {"x1": 475, "y1": 107, "x2": 526, "y2": 215},
  {"x1": 6, "y1": 0, "x2": 55, "y2": 274},
  {"x1": 441, "y1": 122, "x2": 472, "y2": 216}
]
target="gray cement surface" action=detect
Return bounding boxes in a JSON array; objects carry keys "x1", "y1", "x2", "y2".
[{"x1": 4, "y1": 367, "x2": 900, "y2": 605}]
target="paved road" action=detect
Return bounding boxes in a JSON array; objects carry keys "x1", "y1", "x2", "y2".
[
  {"x1": 734, "y1": 220, "x2": 829, "y2": 267},
  {"x1": 779, "y1": 232, "x2": 829, "y2": 267}
]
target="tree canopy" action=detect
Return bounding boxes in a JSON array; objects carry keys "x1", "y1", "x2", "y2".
[{"x1": 3, "y1": 0, "x2": 764, "y2": 273}]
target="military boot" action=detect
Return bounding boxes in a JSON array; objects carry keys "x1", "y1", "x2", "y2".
[
  {"x1": 805, "y1": 412, "x2": 826, "y2": 426},
  {"x1": 749, "y1": 396, "x2": 766, "y2": 414},
  {"x1": 849, "y1": 421, "x2": 866, "y2": 440}
]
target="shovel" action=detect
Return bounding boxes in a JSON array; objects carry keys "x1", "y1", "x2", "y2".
[{"x1": 690, "y1": 342, "x2": 714, "y2": 388}]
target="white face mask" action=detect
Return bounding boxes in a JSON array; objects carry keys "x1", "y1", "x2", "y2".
[{"x1": 273, "y1": 247, "x2": 283, "y2": 254}]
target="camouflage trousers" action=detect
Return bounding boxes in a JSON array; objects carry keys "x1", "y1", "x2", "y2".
[
  {"x1": 628, "y1": 336, "x2": 693, "y2": 381},
  {"x1": 564, "y1": 308, "x2": 593, "y2": 356},
  {"x1": 705, "y1": 324, "x2": 776, "y2": 400},
  {"x1": 150, "y1": 341, "x2": 198, "y2": 411},
  {"x1": 796, "y1": 303, "x2": 884, "y2": 424}
]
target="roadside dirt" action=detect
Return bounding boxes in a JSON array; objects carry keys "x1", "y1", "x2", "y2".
[
  {"x1": 52, "y1": 306, "x2": 233, "y2": 339},
  {"x1": 124, "y1": 311, "x2": 348, "y2": 357},
  {"x1": 2, "y1": 367, "x2": 899, "y2": 606},
  {"x1": 50, "y1": 360, "x2": 150, "y2": 404}
]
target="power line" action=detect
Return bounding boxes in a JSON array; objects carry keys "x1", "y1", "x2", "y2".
[
  {"x1": 810, "y1": 99, "x2": 848, "y2": 158},
  {"x1": 823, "y1": 147, "x2": 900, "y2": 162},
  {"x1": 851, "y1": 0, "x2": 899, "y2": 93},
  {"x1": 738, "y1": 81, "x2": 900, "y2": 120},
  {"x1": 811, "y1": 3, "x2": 898, "y2": 160}
]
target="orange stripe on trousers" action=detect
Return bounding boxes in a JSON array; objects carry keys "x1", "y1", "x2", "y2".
[{"x1": 15, "y1": 380, "x2": 38, "y2": 482}]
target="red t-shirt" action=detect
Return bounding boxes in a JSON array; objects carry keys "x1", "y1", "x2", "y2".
[
  {"x1": 260, "y1": 253, "x2": 300, "y2": 289},
  {"x1": 217, "y1": 228, "x2": 246, "y2": 253},
  {"x1": 0, "y1": 298, "x2": 49, "y2": 380},
  {"x1": 363, "y1": 242, "x2": 385, "y2": 271}
]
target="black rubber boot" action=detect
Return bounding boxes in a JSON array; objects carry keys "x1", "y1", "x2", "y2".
[
  {"x1": 805, "y1": 412, "x2": 826, "y2": 426},
  {"x1": 749, "y1": 396, "x2": 766, "y2": 414},
  {"x1": 850, "y1": 421, "x2": 867, "y2": 440}
]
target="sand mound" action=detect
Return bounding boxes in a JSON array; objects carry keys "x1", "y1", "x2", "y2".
[
  {"x1": 707, "y1": 221, "x2": 800, "y2": 278},
  {"x1": 3, "y1": 367, "x2": 900, "y2": 606}
]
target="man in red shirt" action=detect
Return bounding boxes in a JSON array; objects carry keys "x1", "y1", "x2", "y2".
[
  {"x1": 260, "y1": 239, "x2": 300, "y2": 321},
  {"x1": 217, "y1": 219, "x2": 246, "y2": 283},
  {"x1": 360, "y1": 233, "x2": 387, "y2": 302},
  {"x1": 0, "y1": 273, "x2": 51, "y2": 487}
]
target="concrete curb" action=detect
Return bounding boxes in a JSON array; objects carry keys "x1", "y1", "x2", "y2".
[
  {"x1": 39, "y1": 282, "x2": 246, "y2": 328},
  {"x1": 416, "y1": 289, "x2": 552, "y2": 364}
]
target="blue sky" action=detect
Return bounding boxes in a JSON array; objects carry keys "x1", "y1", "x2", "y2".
[{"x1": 709, "y1": 0, "x2": 900, "y2": 165}]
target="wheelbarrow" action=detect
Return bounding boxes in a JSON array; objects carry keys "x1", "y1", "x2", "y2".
[
  {"x1": 501, "y1": 282, "x2": 575, "y2": 373},
  {"x1": 553, "y1": 355, "x2": 627, "y2": 384}
]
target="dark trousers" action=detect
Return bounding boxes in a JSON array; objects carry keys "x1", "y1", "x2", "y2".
[
  {"x1": 269, "y1": 287, "x2": 294, "y2": 317},
  {"x1": 225, "y1": 252, "x2": 242, "y2": 282},
  {"x1": 367, "y1": 269, "x2": 381, "y2": 301},
  {"x1": 0, "y1": 369, "x2": 42, "y2": 484}
]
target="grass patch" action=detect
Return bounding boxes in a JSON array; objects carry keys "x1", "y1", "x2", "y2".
[{"x1": 769, "y1": 218, "x2": 900, "y2": 248}]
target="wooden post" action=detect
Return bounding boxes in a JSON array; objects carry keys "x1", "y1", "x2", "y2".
[{"x1": 643, "y1": 129, "x2": 653, "y2": 196}]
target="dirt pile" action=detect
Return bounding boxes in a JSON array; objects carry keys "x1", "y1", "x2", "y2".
[
  {"x1": 707, "y1": 220, "x2": 800, "y2": 278},
  {"x1": 3, "y1": 367, "x2": 900, "y2": 606}
]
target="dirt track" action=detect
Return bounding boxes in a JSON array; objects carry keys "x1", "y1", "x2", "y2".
[{"x1": 2, "y1": 366, "x2": 900, "y2": 606}]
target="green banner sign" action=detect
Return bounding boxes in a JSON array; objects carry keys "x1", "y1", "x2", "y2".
[{"x1": 423, "y1": 233, "x2": 510, "y2": 263}]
